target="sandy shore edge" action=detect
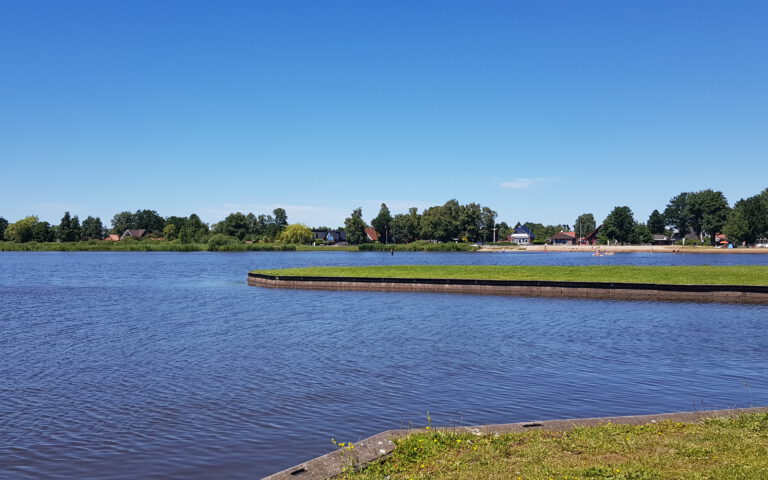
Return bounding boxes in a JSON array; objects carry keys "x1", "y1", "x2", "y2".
[{"x1": 478, "y1": 245, "x2": 768, "y2": 253}]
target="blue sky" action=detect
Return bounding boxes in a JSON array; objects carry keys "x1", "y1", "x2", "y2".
[{"x1": 1, "y1": 1, "x2": 766, "y2": 228}]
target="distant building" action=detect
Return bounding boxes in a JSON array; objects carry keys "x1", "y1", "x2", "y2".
[
  {"x1": 120, "y1": 229, "x2": 146, "y2": 240},
  {"x1": 550, "y1": 231, "x2": 577, "y2": 245},
  {"x1": 583, "y1": 225, "x2": 602, "y2": 245},
  {"x1": 311, "y1": 229, "x2": 346, "y2": 244},
  {"x1": 105, "y1": 234, "x2": 120, "y2": 242},
  {"x1": 364, "y1": 227, "x2": 379, "y2": 242},
  {"x1": 652, "y1": 234, "x2": 673, "y2": 245},
  {"x1": 670, "y1": 228, "x2": 699, "y2": 243},
  {"x1": 508, "y1": 224, "x2": 535, "y2": 245}
]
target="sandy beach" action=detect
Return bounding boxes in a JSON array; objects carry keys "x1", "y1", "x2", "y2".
[{"x1": 478, "y1": 244, "x2": 768, "y2": 254}]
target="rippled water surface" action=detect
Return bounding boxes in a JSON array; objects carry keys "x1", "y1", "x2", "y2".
[{"x1": 1, "y1": 251, "x2": 767, "y2": 479}]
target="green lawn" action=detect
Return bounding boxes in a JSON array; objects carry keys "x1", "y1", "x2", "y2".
[
  {"x1": 250, "y1": 265, "x2": 768, "y2": 286},
  {"x1": 337, "y1": 413, "x2": 768, "y2": 480}
]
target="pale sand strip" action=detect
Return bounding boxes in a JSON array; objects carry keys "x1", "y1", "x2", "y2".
[{"x1": 478, "y1": 244, "x2": 768, "y2": 253}]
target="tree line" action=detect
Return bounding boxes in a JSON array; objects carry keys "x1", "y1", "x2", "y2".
[
  {"x1": 0, "y1": 208, "x2": 290, "y2": 244},
  {"x1": 0, "y1": 187, "x2": 766, "y2": 246},
  {"x1": 599, "y1": 188, "x2": 768, "y2": 246}
]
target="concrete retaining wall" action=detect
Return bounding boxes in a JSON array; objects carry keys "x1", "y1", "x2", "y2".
[
  {"x1": 248, "y1": 273, "x2": 768, "y2": 304},
  {"x1": 263, "y1": 406, "x2": 768, "y2": 480}
]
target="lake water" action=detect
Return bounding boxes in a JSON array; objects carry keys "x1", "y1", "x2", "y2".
[{"x1": 1, "y1": 251, "x2": 767, "y2": 479}]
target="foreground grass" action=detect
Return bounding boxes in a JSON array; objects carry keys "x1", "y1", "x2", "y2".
[
  {"x1": 339, "y1": 413, "x2": 768, "y2": 480},
  {"x1": 251, "y1": 265, "x2": 768, "y2": 286}
]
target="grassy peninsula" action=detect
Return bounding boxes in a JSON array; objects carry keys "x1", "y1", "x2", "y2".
[
  {"x1": 338, "y1": 413, "x2": 768, "y2": 480},
  {"x1": 250, "y1": 265, "x2": 768, "y2": 286}
]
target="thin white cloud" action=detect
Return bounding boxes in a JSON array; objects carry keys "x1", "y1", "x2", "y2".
[
  {"x1": 501, "y1": 178, "x2": 537, "y2": 189},
  {"x1": 500, "y1": 178, "x2": 556, "y2": 189}
]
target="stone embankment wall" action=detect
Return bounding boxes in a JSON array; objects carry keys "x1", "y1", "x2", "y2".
[
  {"x1": 248, "y1": 273, "x2": 768, "y2": 305},
  {"x1": 263, "y1": 407, "x2": 768, "y2": 480}
]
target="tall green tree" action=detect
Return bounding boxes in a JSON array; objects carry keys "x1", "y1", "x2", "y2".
[
  {"x1": 111, "y1": 209, "x2": 165, "y2": 234},
  {"x1": 57, "y1": 211, "x2": 81, "y2": 242},
  {"x1": 185, "y1": 213, "x2": 209, "y2": 242},
  {"x1": 163, "y1": 215, "x2": 188, "y2": 241},
  {"x1": 277, "y1": 224, "x2": 314, "y2": 244},
  {"x1": 389, "y1": 207, "x2": 421, "y2": 243},
  {"x1": 573, "y1": 213, "x2": 596, "y2": 239},
  {"x1": 244, "y1": 213, "x2": 261, "y2": 238},
  {"x1": 162, "y1": 214, "x2": 208, "y2": 243},
  {"x1": 458, "y1": 202, "x2": 483, "y2": 241},
  {"x1": 81, "y1": 216, "x2": 104, "y2": 239},
  {"x1": 71, "y1": 215, "x2": 81, "y2": 241},
  {"x1": 687, "y1": 189, "x2": 730, "y2": 244},
  {"x1": 723, "y1": 189, "x2": 768, "y2": 245},
  {"x1": 420, "y1": 205, "x2": 455, "y2": 242},
  {"x1": 5, "y1": 216, "x2": 38, "y2": 243},
  {"x1": 479, "y1": 207, "x2": 497, "y2": 242},
  {"x1": 214, "y1": 212, "x2": 250, "y2": 240},
  {"x1": 722, "y1": 203, "x2": 751, "y2": 245},
  {"x1": 370, "y1": 203, "x2": 393, "y2": 243},
  {"x1": 344, "y1": 207, "x2": 368, "y2": 244},
  {"x1": 273, "y1": 208, "x2": 288, "y2": 228},
  {"x1": 663, "y1": 192, "x2": 692, "y2": 236},
  {"x1": 647, "y1": 209, "x2": 666, "y2": 235},
  {"x1": 495, "y1": 221, "x2": 511, "y2": 242},
  {"x1": 31, "y1": 221, "x2": 54, "y2": 242},
  {"x1": 630, "y1": 223, "x2": 652, "y2": 244},
  {"x1": 135, "y1": 209, "x2": 165, "y2": 234},
  {"x1": 111, "y1": 211, "x2": 134, "y2": 233},
  {"x1": 600, "y1": 206, "x2": 637, "y2": 244},
  {"x1": 0, "y1": 217, "x2": 7, "y2": 241},
  {"x1": 420, "y1": 199, "x2": 466, "y2": 242}
]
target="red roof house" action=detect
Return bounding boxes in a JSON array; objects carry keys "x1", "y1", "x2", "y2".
[{"x1": 364, "y1": 227, "x2": 379, "y2": 242}]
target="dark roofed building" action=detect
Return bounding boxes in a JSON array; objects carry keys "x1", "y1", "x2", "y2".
[
  {"x1": 311, "y1": 229, "x2": 346, "y2": 244},
  {"x1": 509, "y1": 223, "x2": 535, "y2": 245},
  {"x1": 652, "y1": 234, "x2": 673, "y2": 245},
  {"x1": 550, "y1": 231, "x2": 577, "y2": 245},
  {"x1": 120, "y1": 229, "x2": 146, "y2": 240},
  {"x1": 584, "y1": 225, "x2": 602, "y2": 245}
]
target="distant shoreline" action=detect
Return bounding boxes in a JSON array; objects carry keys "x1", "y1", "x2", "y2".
[
  {"x1": 478, "y1": 244, "x2": 768, "y2": 254},
  {"x1": 2, "y1": 241, "x2": 767, "y2": 254}
]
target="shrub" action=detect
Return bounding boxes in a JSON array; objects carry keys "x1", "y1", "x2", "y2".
[{"x1": 207, "y1": 234, "x2": 240, "y2": 251}]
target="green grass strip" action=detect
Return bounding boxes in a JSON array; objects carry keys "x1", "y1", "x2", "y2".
[
  {"x1": 336, "y1": 413, "x2": 768, "y2": 480},
  {"x1": 251, "y1": 265, "x2": 768, "y2": 286}
]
